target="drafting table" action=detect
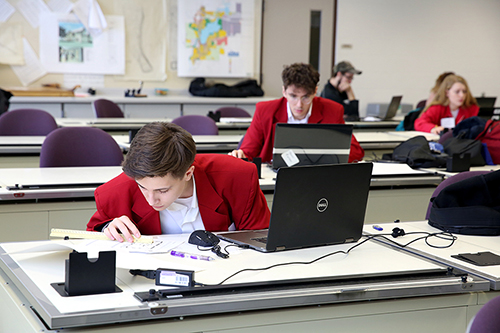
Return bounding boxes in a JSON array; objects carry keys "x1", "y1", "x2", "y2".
[{"x1": 0, "y1": 233, "x2": 490, "y2": 332}]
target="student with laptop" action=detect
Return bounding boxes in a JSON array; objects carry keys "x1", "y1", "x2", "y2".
[
  {"x1": 229, "y1": 63, "x2": 364, "y2": 163},
  {"x1": 415, "y1": 74, "x2": 479, "y2": 134},
  {"x1": 87, "y1": 122, "x2": 270, "y2": 242},
  {"x1": 320, "y1": 61, "x2": 362, "y2": 121}
]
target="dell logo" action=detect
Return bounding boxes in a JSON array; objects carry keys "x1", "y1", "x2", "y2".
[{"x1": 317, "y1": 198, "x2": 328, "y2": 212}]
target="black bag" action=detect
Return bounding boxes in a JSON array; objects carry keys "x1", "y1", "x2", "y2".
[
  {"x1": 392, "y1": 135, "x2": 447, "y2": 168},
  {"x1": 189, "y1": 78, "x2": 264, "y2": 97},
  {"x1": 429, "y1": 170, "x2": 500, "y2": 235},
  {"x1": 442, "y1": 132, "x2": 485, "y2": 166},
  {"x1": 0, "y1": 88, "x2": 13, "y2": 116},
  {"x1": 402, "y1": 108, "x2": 423, "y2": 131}
]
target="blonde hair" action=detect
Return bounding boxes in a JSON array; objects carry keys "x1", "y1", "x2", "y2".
[
  {"x1": 422, "y1": 74, "x2": 477, "y2": 113},
  {"x1": 430, "y1": 72, "x2": 454, "y2": 94}
]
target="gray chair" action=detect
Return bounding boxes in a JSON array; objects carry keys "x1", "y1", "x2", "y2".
[
  {"x1": 0, "y1": 109, "x2": 58, "y2": 136},
  {"x1": 171, "y1": 115, "x2": 219, "y2": 135},
  {"x1": 39, "y1": 127, "x2": 124, "y2": 167},
  {"x1": 467, "y1": 295, "x2": 500, "y2": 332}
]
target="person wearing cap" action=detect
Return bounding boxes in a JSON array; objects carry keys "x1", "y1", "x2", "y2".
[
  {"x1": 229, "y1": 62, "x2": 364, "y2": 163},
  {"x1": 320, "y1": 61, "x2": 362, "y2": 121}
]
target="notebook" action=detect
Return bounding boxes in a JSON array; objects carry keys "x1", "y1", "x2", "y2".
[
  {"x1": 365, "y1": 96, "x2": 403, "y2": 120},
  {"x1": 272, "y1": 123, "x2": 353, "y2": 170},
  {"x1": 217, "y1": 162, "x2": 373, "y2": 253}
]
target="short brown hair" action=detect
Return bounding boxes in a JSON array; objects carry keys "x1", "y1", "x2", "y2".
[
  {"x1": 281, "y1": 63, "x2": 320, "y2": 95},
  {"x1": 122, "y1": 122, "x2": 196, "y2": 179}
]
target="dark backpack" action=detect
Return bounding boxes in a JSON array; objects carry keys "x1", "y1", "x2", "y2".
[
  {"x1": 429, "y1": 170, "x2": 500, "y2": 235},
  {"x1": 189, "y1": 78, "x2": 264, "y2": 97},
  {"x1": 0, "y1": 88, "x2": 13, "y2": 116},
  {"x1": 392, "y1": 135, "x2": 447, "y2": 168}
]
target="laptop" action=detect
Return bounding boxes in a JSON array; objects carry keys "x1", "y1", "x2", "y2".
[
  {"x1": 365, "y1": 96, "x2": 403, "y2": 120},
  {"x1": 476, "y1": 97, "x2": 497, "y2": 120},
  {"x1": 272, "y1": 123, "x2": 353, "y2": 170},
  {"x1": 217, "y1": 162, "x2": 373, "y2": 253}
]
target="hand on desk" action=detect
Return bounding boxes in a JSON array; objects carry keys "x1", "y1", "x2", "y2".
[
  {"x1": 431, "y1": 126, "x2": 445, "y2": 135},
  {"x1": 229, "y1": 149, "x2": 247, "y2": 159},
  {"x1": 104, "y1": 215, "x2": 141, "y2": 243}
]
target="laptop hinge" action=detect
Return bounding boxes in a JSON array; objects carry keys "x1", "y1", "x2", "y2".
[
  {"x1": 345, "y1": 238, "x2": 355, "y2": 243},
  {"x1": 276, "y1": 246, "x2": 286, "y2": 251}
]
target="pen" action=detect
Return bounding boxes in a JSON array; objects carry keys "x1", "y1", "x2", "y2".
[
  {"x1": 373, "y1": 225, "x2": 383, "y2": 231},
  {"x1": 170, "y1": 250, "x2": 214, "y2": 261}
]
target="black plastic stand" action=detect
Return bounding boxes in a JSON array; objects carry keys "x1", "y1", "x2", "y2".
[
  {"x1": 446, "y1": 153, "x2": 471, "y2": 172},
  {"x1": 51, "y1": 250, "x2": 122, "y2": 297}
]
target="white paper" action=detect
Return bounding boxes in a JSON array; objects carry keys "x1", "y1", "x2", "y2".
[
  {"x1": 64, "y1": 73, "x2": 105, "y2": 89},
  {"x1": 10, "y1": 38, "x2": 47, "y2": 86},
  {"x1": 281, "y1": 149, "x2": 300, "y2": 167},
  {"x1": 0, "y1": 0, "x2": 16, "y2": 22},
  {"x1": 441, "y1": 117, "x2": 455, "y2": 129},
  {"x1": 72, "y1": 0, "x2": 107, "y2": 37},
  {"x1": 15, "y1": 0, "x2": 51, "y2": 28},
  {"x1": 47, "y1": 0, "x2": 74, "y2": 14},
  {"x1": 0, "y1": 23, "x2": 24, "y2": 65},
  {"x1": 39, "y1": 13, "x2": 125, "y2": 75}
]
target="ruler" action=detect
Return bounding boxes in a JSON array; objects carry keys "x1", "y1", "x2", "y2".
[{"x1": 50, "y1": 228, "x2": 154, "y2": 244}]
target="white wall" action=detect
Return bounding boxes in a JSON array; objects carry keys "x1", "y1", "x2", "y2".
[{"x1": 336, "y1": 0, "x2": 500, "y2": 117}]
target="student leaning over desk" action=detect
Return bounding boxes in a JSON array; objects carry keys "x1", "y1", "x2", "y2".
[
  {"x1": 87, "y1": 122, "x2": 270, "y2": 242},
  {"x1": 229, "y1": 63, "x2": 364, "y2": 163}
]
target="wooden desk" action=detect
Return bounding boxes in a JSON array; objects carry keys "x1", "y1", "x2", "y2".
[{"x1": 0, "y1": 233, "x2": 489, "y2": 332}]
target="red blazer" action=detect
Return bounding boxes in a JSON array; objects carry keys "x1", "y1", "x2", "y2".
[
  {"x1": 240, "y1": 97, "x2": 364, "y2": 163},
  {"x1": 414, "y1": 104, "x2": 479, "y2": 133},
  {"x1": 87, "y1": 154, "x2": 270, "y2": 234}
]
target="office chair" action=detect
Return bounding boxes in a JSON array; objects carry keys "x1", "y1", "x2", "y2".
[
  {"x1": 92, "y1": 99, "x2": 124, "y2": 118},
  {"x1": 0, "y1": 109, "x2": 58, "y2": 136},
  {"x1": 416, "y1": 99, "x2": 427, "y2": 109},
  {"x1": 215, "y1": 107, "x2": 251, "y2": 118},
  {"x1": 425, "y1": 170, "x2": 490, "y2": 219},
  {"x1": 39, "y1": 127, "x2": 124, "y2": 167},
  {"x1": 467, "y1": 295, "x2": 500, "y2": 332},
  {"x1": 171, "y1": 115, "x2": 219, "y2": 135}
]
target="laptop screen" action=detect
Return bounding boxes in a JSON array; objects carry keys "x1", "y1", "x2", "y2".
[{"x1": 272, "y1": 123, "x2": 353, "y2": 169}]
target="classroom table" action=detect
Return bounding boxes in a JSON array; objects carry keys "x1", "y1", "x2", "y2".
[
  {"x1": 0, "y1": 163, "x2": 442, "y2": 243},
  {"x1": 0, "y1": 230, "x2": 490, "y2": 332}
]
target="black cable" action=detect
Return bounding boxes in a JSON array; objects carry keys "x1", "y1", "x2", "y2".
[{"x1": 207, "y1": 231, "x2": 456, "y2": 286}]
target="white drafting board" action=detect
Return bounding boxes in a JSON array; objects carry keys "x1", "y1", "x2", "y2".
[{"x1": 0, "y1": 235, "x2": 445, "y2": 314}]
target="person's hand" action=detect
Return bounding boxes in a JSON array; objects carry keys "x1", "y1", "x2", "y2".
[
  {"x1": 229, "y1": 149, "x2": 247, "y2": 159},
  {"x1": 337, "y1": 79, "x2": 351, "y2": 93},
  {"x1": 430, "y1": 126, "x2": 445, "y2": 135},
  {"x1": 103, "y1": 215, "x2": 141, "y2": 243}
]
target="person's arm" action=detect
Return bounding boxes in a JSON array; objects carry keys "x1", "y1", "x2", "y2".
[
  {"x1": 348, "y1": 134, "x2": 364, "y2": 163},
  {"x1": 237, "y1": 103, "x2": 266, "y2": 160},
  {"x1": 414, "y1": 106, "x2": 443, "y2": 133},
  {"x1": 230, "y1": 163, "x2": 270, "y2": 230}
]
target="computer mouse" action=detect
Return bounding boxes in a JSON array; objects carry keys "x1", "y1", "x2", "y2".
[{"x1": 188, "y1": 230, "x2": 220, "y2": 247}]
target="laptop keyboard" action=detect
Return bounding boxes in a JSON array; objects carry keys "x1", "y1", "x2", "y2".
[{"x1": 251, "y1": 237, "x2": 268, "y2": 244}]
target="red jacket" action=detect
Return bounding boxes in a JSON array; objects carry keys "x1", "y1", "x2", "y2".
[
  {"x1": 87, "y1": 154, "x2": 270, "y2": 234},
  {"x1": 414, "y1": 104, "x2": 479, "y2": 133},
  {"x1": 240, "y1": 97, "x2": 364, "y2": 163}
]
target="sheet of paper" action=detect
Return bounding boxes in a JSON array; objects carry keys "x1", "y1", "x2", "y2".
[
  {"x1": 39, "y1": 13, "x2": 125, "y2": 75},
  {"x1": 15, "y1": 0, "x2": 51, "y2": 28},
  {"x1": 441, "y1": 117, "x2": 455, "y2": 129},
  {"x1": 0, "y1": 23, "x2": 24, "y2": 65},
  {"x1": 72, "y1": 0, "x2": 107, "y2": 36},
  {"x1": 10, "y1": 38, "x2": 47, "y2": 86},
  {"x1": 0, "y1": 0, "x2": 16, "y2": 22},
  {"x1": 64, "y1": 73, "x2": 105, "y2": 89},
  {"x1": 47, "y1": 0, "x2": 74, "y2": 13}
]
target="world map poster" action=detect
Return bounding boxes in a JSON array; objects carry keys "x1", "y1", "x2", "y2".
[{"x1": 177, "y1": 0, "x2": 255, "y2": 78}]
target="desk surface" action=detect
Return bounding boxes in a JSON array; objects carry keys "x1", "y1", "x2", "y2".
[
  {"x1": 0, "y1": 162, "x2": 440, "y2": 201},
  {"x1": 0, "y1": 233, "x2": 488, "y2": 330},
  {"x1": 365, "y1": 221, "x2": 500, "y2": 290}
]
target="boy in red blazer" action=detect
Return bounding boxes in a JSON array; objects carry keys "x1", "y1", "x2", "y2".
[
  {"x1": 87, "y1": 122, "x2": 270, "y2": 242},
  {"x1": 230, "y1": 63, "x2": 364, "y2": 163}
]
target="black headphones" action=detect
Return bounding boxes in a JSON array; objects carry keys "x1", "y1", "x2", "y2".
[{"x1": 392, "y1": 227, "x2": 406, "y2": 238}]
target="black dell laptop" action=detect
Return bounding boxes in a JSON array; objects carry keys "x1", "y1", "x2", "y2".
[
  {"x1": 272, "y1": 123, "x2": 353, "y2": 169},
  {"x1": 217, "y1": 162, "x2": 373, "y2": 253}
]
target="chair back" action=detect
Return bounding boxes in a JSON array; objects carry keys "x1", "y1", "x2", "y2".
[
  {"x1": 467, "y1": 295, "x2": 500, "y2": 332},
  {"x1": 416, "y1": 99, "x2": 427, "y2": 109},
  {"x1": 0, "y1": 109, "x2": 58, "y2": 136},
  {"x1": 92, "y1": 99, "x2": 124, "y2": 118},
  {"x1": 425, "y1": 170, "x2": 491, "y2": 219},
  {"x1": 171, "y1": 115, "x2": 218, "y2": 135},
  {"x1": 39, "y1": 127, "x2": 124, "y2": 167},
  {"x1": 216, "y1": 107, "x2": 251, "y2": 118}
]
